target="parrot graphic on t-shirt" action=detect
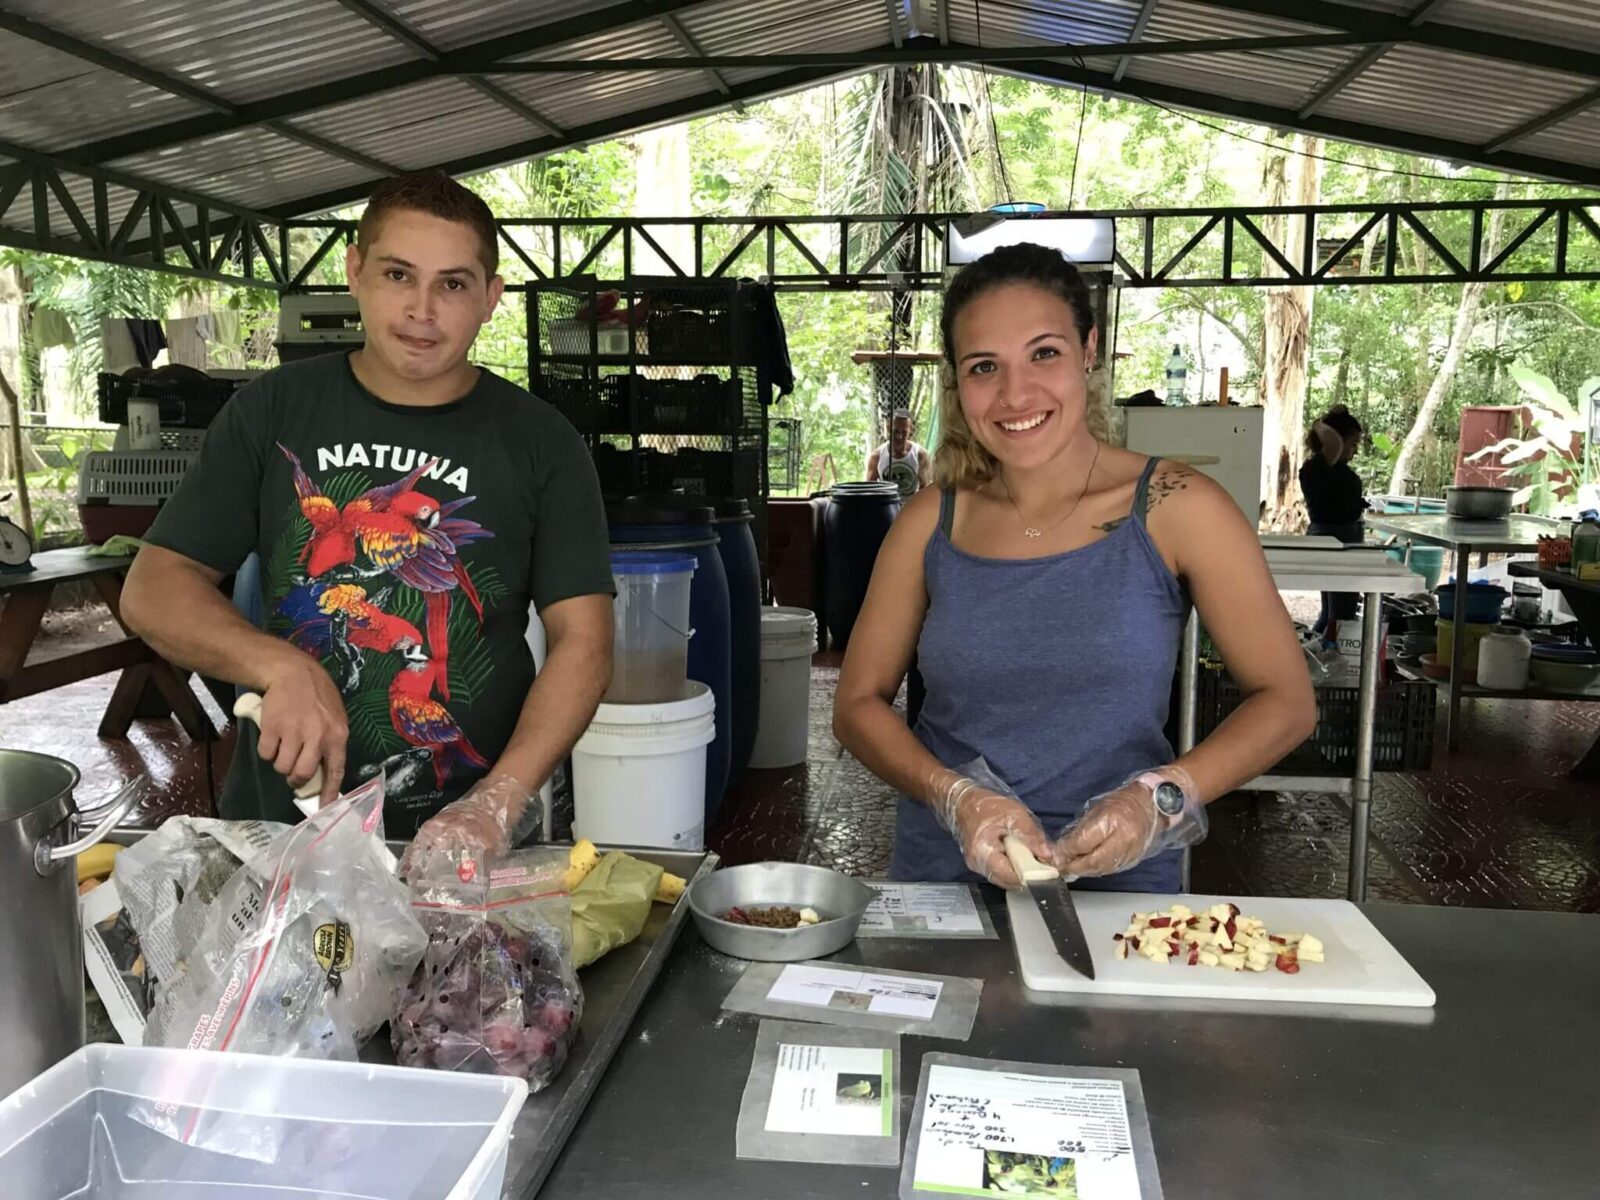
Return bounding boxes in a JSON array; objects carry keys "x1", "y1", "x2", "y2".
[
  {"x1": 388, "y1": 641, "x2": 489, "y2": 790},
  {"x1": 277, "y1": 444, "x2": 493, "y2": 698}
]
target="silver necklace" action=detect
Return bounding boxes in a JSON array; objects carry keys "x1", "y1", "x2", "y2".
[{"x1": 1001, "y1": 443, "x2": 1101, "y2": 539}]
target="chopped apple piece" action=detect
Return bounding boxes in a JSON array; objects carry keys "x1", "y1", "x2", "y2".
[{"x1": 1112, "y1": 902, "x2": 1325, "y2": 973}]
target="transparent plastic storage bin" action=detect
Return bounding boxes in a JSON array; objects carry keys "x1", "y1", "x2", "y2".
[{"x1": 0, "y1": 1045, "x2": 527, "y2": 1200}]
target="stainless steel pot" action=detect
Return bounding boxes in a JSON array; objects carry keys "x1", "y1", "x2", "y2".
[
  {"x1": 1446, "y1": 486, "x2": 1515, "y2": 520},
  {"x1": 0, "y1": 751, "x2": 140, "y2": 1100}
]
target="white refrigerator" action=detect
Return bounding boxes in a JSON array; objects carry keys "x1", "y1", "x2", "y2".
[{"x1": 1122, "y1": 405, "x2": 1265, "y2": 523}]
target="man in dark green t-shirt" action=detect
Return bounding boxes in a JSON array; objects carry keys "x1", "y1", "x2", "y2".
[{"x1": 123, "y1": 172, "x2": 614, "y2": 860}]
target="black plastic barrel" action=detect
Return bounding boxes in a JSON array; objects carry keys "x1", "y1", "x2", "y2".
[
  {"x1": 822, "y1": 482, "x2": 903, "y2": 653},
  {"x1": 712, "y1": 498, "x2": 762, "y2": 788},
  {"x1": 610, "y1": 498, "x2": 732, "y2": 830}
]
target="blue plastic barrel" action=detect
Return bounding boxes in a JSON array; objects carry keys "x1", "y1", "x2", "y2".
[
  {"x1": 713, "y1": 498, "x2": 762, "y2": 788},
  {"x1": 609, "y1": 498, "x2": 733, "y2": 829},
  {"x1": 822, "y1": 482, "x2": 903, "y2": 652}
]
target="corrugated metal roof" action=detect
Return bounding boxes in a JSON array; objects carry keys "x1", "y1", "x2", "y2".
[
  {"x1": 1515, "y1": 103, "x2": 1600, "y2": 166},
  {"x1": 296, "y1": 78, "x2": 541, "y2": 172},
  {"x1": 109, "y1": 125, "x2": 373, "y2": 209},
  {"x1": 0, "y1": 33, "x2": 205, "y2": 145},
  {"x1": 944, "y1": 0, "x2": 1144, "y2": 47},
  {"x1": 386, "y1": 0, "x2": 617, "y2": 53},
  {"x1": 1319, "y1": 44, "x2": 1592, "y2": 149},
  {"x1": 1, "y1": 0, "x2": 1598, "y2": 239},
  {"x1": 684, "y1": 0, "x2": 893, "y2": 55},
  {"x1": 1, "y1": 0, "x2": 415, "y2": 105},
  {"x1": 1432, "y1": 0, "x2": 1600, "y2": 57}
]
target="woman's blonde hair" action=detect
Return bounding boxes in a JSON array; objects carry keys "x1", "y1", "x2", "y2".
[{"x1": 932, "y1": 243, "x2": 1101, "y2": 490}]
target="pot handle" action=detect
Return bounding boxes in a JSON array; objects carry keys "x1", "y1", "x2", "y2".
[{"x1": 34, "y1": 776, "x2": 144, "y2": 875}]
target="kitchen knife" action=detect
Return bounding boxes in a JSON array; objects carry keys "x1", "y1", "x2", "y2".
[{"x1": 1004, "y1": 835, "x2": 1096, "y2": 980}]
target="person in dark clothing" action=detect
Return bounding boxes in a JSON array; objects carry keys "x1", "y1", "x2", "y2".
[{"x1": 1299, "y1": 405, "x2": 1368, "y2": 646}]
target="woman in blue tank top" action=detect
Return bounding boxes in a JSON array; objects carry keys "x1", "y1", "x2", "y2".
[{"x1": 834, "y1": 244, "x2": 1317, "y2": 892}]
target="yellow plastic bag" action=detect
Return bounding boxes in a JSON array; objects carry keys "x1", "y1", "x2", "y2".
[{"x1": 570, "y1": 851, "x2": 665, "y2": 969}]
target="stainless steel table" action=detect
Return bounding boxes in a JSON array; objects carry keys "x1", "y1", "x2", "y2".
[
  {"x1": 539, "y1": 899, "x2": 1597, "y2": 1200},
  {"x1": 1178, "y1": 542, "x2": 1420, "y2": 901},
  {"x1": 1365, "y1": 514, "x2": 1560, "y2": 750}
]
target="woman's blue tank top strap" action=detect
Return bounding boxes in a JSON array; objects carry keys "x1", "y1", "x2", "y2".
[
  {"x1": 939, "y1": 486, "x2": 956, "y2": 539},
  {"x1": 1132, "y1": 456, "x2": 1162, "y2": 526}
]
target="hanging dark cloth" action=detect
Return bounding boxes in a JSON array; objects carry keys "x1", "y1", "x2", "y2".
[
  {"x1": 744, "y1": 283, "x2": 794, "y2": 404},
  {"x1": 125, "y1": 319, "x2": 167, "y2": 368}
]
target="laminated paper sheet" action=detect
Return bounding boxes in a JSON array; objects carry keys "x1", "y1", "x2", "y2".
[
  {"x1": 722, "y1": 960, "x2": 982, "y2": 1041},
  {"x1": 735, "y1": 1019, "x2": 901, "y2": 1166},
  {"x1": 899, "y1": 1054, "x2": 1164, "y2": 1200},
  {"x1": 855, "y1": 882, "x2": 997, "y2": 940}
]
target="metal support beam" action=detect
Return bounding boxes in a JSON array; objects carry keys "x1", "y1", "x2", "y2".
[
  {"x1": 1483, "y1": 84, "x2": 1600, "y2": 154},
  {"x1": 1114, "y1": 0, "x2": 1161, "y2": 84},
  {"x1": 475, "y1": 33, "x2": 1375, "y2": 73},
  {"x1": 937, "y1": 0, "x2": 950, "y2": 46},
  {"x1": 884, "y1": 0, "x2": 904, "y2": 50},
  {"x1": 1298, "y1": 0, "x2": 1451, "y2": 118},
  {"x1": 1187, "y1": 0, "x2": 1600, "y2": 81},
  {"x1": 654, "y1": 9, "x2": 738, "y2": 106},
  {"x1": 330, "y1": 0, "x2": 567, "y2": 138},
  {"x1": 0, "y1": 135, "x2": 278, "y2": 226},
  {"x1": 258, "y1": 199, "x2": 1600, "y2": 296},
  {"x1": 58, "y1": 0, "x2": 722, "y2": 168},
  {"x1": 0, "y1": 9, "x2": 403, "y2": 176}
]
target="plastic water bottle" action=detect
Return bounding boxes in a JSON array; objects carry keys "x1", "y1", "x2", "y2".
[
  {"x1": 1572, "y1": 510, "x2": 1600, "y2": 579},
  {"x1": 1164, "y1": 346, "x2": 1187, "y2": 405}
]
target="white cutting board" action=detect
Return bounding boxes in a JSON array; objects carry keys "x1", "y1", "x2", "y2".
[{"x1": 1008, "y1": 890, "x2": 1435, "y2": 1008}]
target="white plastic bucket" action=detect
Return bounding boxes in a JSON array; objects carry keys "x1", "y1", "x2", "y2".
[
  {"x1": 572, "y1": 681, "x2": 715, "y2": 850},
  {"x1": 749, "y1": 606, "x2": 818, "y2": 769}
]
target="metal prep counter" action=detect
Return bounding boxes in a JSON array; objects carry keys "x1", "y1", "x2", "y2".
[{"x1": 537, "y1": 892, "x2": 1596, "y2": 1200}]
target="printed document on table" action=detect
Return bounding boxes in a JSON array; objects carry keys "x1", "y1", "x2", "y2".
[
  {"x1": 767, "y1": 963, "x2": 944, "y2": 1021},
  {"x1": 764, "y1": 1042, "x2": 895, "y2": 1137},
  {"x1": 860, "y1": 883, "x2": 985, "y2": 934},
  {"x1": 912, "y1": 1065, "x2": 1144, "y2": 1198}
]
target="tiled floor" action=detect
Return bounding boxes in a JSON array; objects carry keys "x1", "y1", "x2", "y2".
[{"x1": 6, "y1": 648, "x2": 1598, "y2": 912}]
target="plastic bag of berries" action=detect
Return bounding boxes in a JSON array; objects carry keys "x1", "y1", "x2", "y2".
[{"x1": 393, "y1": 848, "x2": 582, "y2": 1091}]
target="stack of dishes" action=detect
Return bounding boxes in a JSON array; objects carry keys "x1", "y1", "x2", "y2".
[{"x1": 1530, "y1": 642, "x2": 1600, "y2": 692}]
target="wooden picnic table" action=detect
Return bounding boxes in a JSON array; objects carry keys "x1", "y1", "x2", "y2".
[{"x1": 0, "y1": 546, "x2": 215, "y2": 740}]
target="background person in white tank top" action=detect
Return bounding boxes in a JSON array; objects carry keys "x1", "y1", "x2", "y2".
[{"x1": 865, "y1": 409, "x2": 932, "y2": 496}]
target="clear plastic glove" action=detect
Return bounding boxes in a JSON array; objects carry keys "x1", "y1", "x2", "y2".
[
  {"x1": 1053, "y1": 768, "x2": 1208, "y2": 879},
  {"x1": 928, "y1": 758, "x2": 1052, "y2": 890},
  {"x1": 400, "y1": 772, "x2": 531, "y2": 880}
]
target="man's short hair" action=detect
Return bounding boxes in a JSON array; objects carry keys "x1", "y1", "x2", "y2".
[
  {"x1": 891, "y1": 409, "x2": 912, "y2": 422},
  {"x1": 357, "y1": 171, "x2": 499, "y2": 279}
]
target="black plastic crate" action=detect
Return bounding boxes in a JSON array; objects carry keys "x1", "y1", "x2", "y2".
[
  {"x1": 641, "y1": 447, "x2": 761, "y2": 498},
  {"x1": 97, "y1": 371, "x2": 242, "y2": 429},
  {"x1": 645, "y1": 303, "x2": 731, "y2": 358},
  {"x1": 1197, "y1": 668, "x2": 1435, "y2": 774},
  {"x1": 637, "y1": 374, "x2": 741, "y2": 434},
  {"x1": 539, "y1": 372, "x2": 631, "y2": 434}
]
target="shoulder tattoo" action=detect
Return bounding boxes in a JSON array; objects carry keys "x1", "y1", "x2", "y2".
[
  {"x1": 1147, "y1": 466, "x2": 1193, "y2": 514},
  {"x1": 1095, "y1": 516, "x2": 1129, "y2": 534}
]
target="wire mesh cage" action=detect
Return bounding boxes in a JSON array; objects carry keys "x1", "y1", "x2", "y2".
[
  {"x1": 529, "y1": 278, "x2": 771, "y2": 512},
  {"x1": 768, "y1": 417, "x2": 803, "y2": 493}
]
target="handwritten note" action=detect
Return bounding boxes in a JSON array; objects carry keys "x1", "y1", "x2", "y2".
[{"x1": 912, "y1": 1065, "x2": 1144, "y2": 1198}]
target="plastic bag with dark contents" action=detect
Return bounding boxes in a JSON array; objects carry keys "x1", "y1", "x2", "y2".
[
  {"x1": 394, "y1": 848, "x2": 584, "y2": 1090},
  {"x1": 136, "y1": 776, "x2": 427, "y2": 1162}
]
